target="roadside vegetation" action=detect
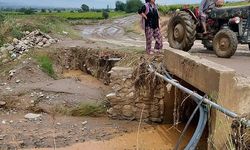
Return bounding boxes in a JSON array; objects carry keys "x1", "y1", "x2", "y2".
[{"x1": 0, "y1": 14, "x2": 79, "y2": 46}]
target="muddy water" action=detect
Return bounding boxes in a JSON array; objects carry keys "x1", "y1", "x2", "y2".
[{"x1": 27, "y1": 124, "x2": 195, "y2": 150}]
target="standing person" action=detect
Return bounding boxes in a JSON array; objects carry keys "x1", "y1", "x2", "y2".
[
  {"x1": 138, "y1": 0, "x2": 163, "y2": 55},
  {"x1": 199, "y1": 0, "x2": 224, "y2": 34}
]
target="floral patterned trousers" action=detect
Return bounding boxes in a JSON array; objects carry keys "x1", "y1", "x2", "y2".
[{"x1": 145, "y1": 27, "x2": 163, "y2": 54}]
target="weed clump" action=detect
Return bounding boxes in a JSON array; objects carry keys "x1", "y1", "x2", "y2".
[
  {"x1": 69, "y1": 103, "x2": 106, "y2": 117},
  {"x1": 36, "y1": 55, "x2": 55, "y2": 78},
  {"x1": 54, "y1": 102, "x2": 106, "y2": 117}
]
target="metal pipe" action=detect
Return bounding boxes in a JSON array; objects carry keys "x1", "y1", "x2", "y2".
[{"x1": 148, "y1": 65, "x2": 250, "y2": 127}]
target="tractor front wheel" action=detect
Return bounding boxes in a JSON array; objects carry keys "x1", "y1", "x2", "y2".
[
  {"x1": 167, "y1": 11, "x2": 196, "y2": 51},
  {"x1": 213, "y1": 29, "x2": 238, "y2": 58}
]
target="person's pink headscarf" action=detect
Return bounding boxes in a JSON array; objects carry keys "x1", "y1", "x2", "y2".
[{"x1": 215, "y1": 0, "x2": 224, "y2": 7}]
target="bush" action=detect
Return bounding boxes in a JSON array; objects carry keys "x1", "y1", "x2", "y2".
[
  {"x1": 10, "y1": 26, "x2": 24, "y2": 39},
  {"x1": 102, "y1": 11, "x2": 109, "y2": 19}
]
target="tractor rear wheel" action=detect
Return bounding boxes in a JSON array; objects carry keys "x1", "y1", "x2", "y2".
[
  {"x1": 167, "y1": 11, "x2": 196, "y2": 51},
  {"x1": 202, "y1": 40, "x2": 213, "y2": 51},
  {"x1": 213, "y1": 29, "x2": 238, "y2": 58},
  {"x1": 248, "y1": 44, "x2": 250, "y2": 50}
]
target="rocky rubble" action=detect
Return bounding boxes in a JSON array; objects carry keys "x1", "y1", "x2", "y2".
[{"x1": 0, "y1": 30, "x2": 58, "y2": 61}]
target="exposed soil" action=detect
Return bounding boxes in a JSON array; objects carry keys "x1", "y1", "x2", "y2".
[
  {"x1": 26, "y1": 124, "x2": 196, "y2": 150},
  {"x1": 0, "y1": 51, "x2": 194, "y2": 150}
]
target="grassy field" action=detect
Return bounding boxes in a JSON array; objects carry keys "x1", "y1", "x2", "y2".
[
  {"x1": 1, "y1": 11, "x2": 128, "y2": 20},
  {"x1": 0, "y1": 11, "x2": 129, "y2": 46}
]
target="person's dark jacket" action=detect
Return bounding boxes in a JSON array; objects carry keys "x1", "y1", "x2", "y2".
[{"x1": 138, "y1": 4, "x2": 159, "y2": 29}]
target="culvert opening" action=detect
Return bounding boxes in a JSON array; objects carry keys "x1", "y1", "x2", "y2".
[{"x1": 163, "y1": 75, "x2": 209, "y2": 149}]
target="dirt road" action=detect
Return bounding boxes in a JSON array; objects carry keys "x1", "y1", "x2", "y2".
[
  {"x1": 75, "y1": 15, "x2": 250, "y2": 76},
  {"x1": 75, "y1": 15, "x2": 146, "y2": 48}
]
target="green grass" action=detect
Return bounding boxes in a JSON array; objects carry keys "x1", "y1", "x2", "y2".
[
  {"x1": 36, "y1": 55, "x2": 55, "y2": 78},
  {"x1": 69, "y1": 103, "x2": 106, "y2": 117},
  {"x1": 55, "y1": 102, "x2": 106, "y2": 117}
]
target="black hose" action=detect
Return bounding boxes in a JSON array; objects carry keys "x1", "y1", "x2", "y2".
[
  {"x1": 159, "y1": 64, "x2": 208, "y2": 150},
  {"x1": 174, "y1": 97, "x2": 206, "y2": 150},
  {"x1": 185, "y1": 99, "x2": 208, "y2": 150}
]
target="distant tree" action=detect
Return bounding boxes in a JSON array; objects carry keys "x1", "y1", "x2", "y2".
[
  {"x1": 125, "y1": 0, "x2": 143, "y2": 13},
  {"x1": 106, "y1": 5, "x2": 110, "y2": 12},
  {"x1": 19, "y1": 8, "x2": 35, "y2": 14},
  {"x1": 18, "y1": 8, "x2": 26, "y2": 12},
  {"x1": 115, "y1": 1, "x2": 126, "y2": 11},
  {"x1": 57, "y1": 9, "x2": 61, "y2": 13},
  {"x1": 102, "y1": 11, "x2": 109, "y2": 19},
  {"x1": 81, "y1": 4, "x2": 89, "y2": 12},
  {"x1": 48, "y1": 10, "x2": 52, "y2": 13},
  {"x1": 41, "y1": 9, "x2": 46, "y2": 13},
  {"x1": 70, "y1": 10, "x2": 75, "y2": 13}
]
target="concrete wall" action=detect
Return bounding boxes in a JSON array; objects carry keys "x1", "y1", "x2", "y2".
[{"x1": 163, "y1": 48, "x2": 250, "y2": 149}]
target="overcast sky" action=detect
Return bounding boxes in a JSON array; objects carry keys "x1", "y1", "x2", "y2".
[{"x1": 0, "y1": 0, "x2": 242, "y2": 9}]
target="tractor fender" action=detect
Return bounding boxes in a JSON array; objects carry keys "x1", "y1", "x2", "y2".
[{"x1": 181, "y1": 9, "x2": 199, "y2": 23}]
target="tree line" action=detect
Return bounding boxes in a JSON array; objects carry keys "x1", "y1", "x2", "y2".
[{"x1": 81, "y1": 0, "x2": 144, "y2": 13}]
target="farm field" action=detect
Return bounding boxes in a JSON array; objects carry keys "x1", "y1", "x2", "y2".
[{"x1": 1, "y1": 11, "x2": 128, "y2": 20}]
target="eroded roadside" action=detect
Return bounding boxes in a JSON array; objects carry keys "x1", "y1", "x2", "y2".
[
  {"x1": 73, "y1": 14, "x2": 250, "y2": 77},
  {"x1": 0, "y1": 14, "x2": 249, "y2": 150}
]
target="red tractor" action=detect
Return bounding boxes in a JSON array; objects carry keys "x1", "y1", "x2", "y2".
[{"x1": 167, "y1": 5, "x2": 250, "y2": 58}]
